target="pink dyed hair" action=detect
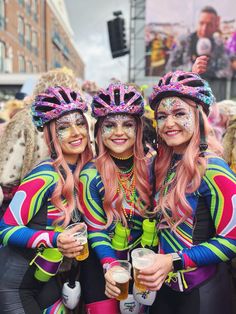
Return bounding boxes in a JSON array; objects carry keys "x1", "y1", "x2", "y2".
[
  {"x1": 154, "y1": 100, "x2": 223, "y2": 228},
  {"x1": 43, "y1": 115, "x2": 93, "y2": 227},
  {"x1": 96, "y1": 116, "x2": 152, "y2": 228}
]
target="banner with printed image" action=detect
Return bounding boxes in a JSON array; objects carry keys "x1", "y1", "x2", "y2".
[{"x1": 145, "y1": 0, "x2": 236, "y2": 79}]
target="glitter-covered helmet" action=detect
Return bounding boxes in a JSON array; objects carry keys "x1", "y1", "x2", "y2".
[
  {"x1": 32, "y1": 86, "x2": 88, "y2": 131},
  {"x1": 149, "y1": 71, "x2": 215, "y2": 115},
  {"x1": 92, "y1": 82, "x2": 144, "y2": 118}
]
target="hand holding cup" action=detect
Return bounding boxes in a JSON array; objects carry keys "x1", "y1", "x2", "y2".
[
  {"x1": 57, "y1": 223, "x2": 88, "y2": 260},
  {"x1": 105, "y1": 260, "x2": 131, "y2": 301}
]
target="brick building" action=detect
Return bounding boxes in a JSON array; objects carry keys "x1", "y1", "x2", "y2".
[{"x1": 0, "y1": 0, "x2": 84, "y2": 78}]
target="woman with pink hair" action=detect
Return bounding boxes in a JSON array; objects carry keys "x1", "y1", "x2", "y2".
[
  {"x1": 138, "y1": 71, "x2": 236, "y2": 314},
  {"x1": 79, "y1": 82, "x2": 154, "y2": 313},
  {"x1": 0, "y1": 86, "x2": 93, "y2": 313}
]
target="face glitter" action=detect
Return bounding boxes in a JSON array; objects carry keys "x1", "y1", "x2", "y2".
[
  {"x1": 156, "y1": 97, "x2": 194, "y2": 133},
  {"x1": 101, "y1": 114, "x2": 137, "y2": 139},
  {"x1": 56, "y1": 112, "x2": 87, "y2": 141}
]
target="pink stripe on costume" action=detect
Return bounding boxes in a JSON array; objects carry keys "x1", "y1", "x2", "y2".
[
  {"x1": 43, "y1": 299, "x2": 66, "y2": 313},
  {"x1": 214, "y1": 176, "x2": 236, "y2": 237}
]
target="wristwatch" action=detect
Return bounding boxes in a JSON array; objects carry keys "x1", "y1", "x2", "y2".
[{"x1": 170, "y1": 252, "x2": 182, "y2": 272}]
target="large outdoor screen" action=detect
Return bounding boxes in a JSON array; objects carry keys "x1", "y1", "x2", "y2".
[{"x1": 145, "y1": 0, "x2": 236, "y2": 79}]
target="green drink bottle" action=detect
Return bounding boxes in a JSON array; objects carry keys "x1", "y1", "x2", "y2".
[
  {"x1": 141, "y1": 219, "x2": 158, "y2": 249},
  {"x1": 112, "y1": 222, "x2": 130, "y2": 250}
]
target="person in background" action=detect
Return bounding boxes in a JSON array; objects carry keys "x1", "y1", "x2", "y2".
[
  {"x1": 0, "y1": 86, "x2": 93, "y2": 313},
  {"x1": 135, "y1": 71, "x2": 236, "y2": 314},
  {"x1": 79, "y1": 82, "x2": 154, "y2": 313},
  {"x1": 0, "y1": 98, "x2": 26, "y2": 135},
  {"x1": 166, "y1": 6, "x2": 230, "y2": 79},
  {"x1": 0, "y1": 98, "x2": 25, "y2": 122},
  {"x1": 81, "y1": 80, "x2": 100, "y2": 155}
]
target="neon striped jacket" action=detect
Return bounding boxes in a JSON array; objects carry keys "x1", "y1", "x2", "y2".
[
  {"x1": 158, "y1": 156, "x2": 236, "y2": 268},
  {"x1": 0, "y1": 160, "x2": 65, "y2": 248},
  {"x1": 79, "y1": 161, "x2": 145, "y2": 265}
]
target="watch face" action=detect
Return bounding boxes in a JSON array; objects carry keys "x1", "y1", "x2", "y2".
[{"x1": 171, "y1": 253, "x2": 182, "y2": 271}]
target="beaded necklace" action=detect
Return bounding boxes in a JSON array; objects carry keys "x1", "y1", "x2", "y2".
[
  {"x1": 117, "y1": 166, "x2": 136, "y2": 223},
  {"x1": 160, "y1": 154, "x2": 182, "y2": 221},
  {"x1": 110, "y1": 153, "x2": 134, "y2": 160}
]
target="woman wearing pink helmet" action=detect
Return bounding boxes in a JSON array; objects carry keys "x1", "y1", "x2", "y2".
[
  {"x1": 0, "y1": 86, "x2": 93, "y2": 313},
  {"x1": 79, "y1": 82, "x2": 155, "y2": 313},
  {"x1": 137, "y1": 71, "x2": 236, "y2": 314}
]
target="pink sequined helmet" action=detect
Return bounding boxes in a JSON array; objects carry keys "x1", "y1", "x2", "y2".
[
  {"x1": 32, "y1": 86, "x2": 88, "y2": 131},
  {"x1": 92, "y1": 82, "x2": 144, "y2": 118},
  {"x1": 149, "y1": 71, "x2": 215, "y2": 115}
]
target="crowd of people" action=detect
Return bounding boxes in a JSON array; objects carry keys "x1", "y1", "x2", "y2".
[{"x1": 0, "y1": 59, "x2": 236, "y2": 314}]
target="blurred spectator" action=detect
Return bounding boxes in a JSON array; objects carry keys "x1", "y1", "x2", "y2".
[
  {"x1": 0, "y1": 99, "x2": 25, "y2": 121},
  {"x1": 81, "y1": 80, "x2": 100, "y2": 155},
  {"x1": 226, "y1": 32, "x2": 236, "y2": 57},
  {"x1": 223, "y1": 114, "x2": 236, "y2": 172},
  {"x1": 208, "y1": 100, "x2": 236, "y2": 143},
  {"x1": 220, "y1": 101, "x2": 236, "y2": 312},
  {"x1": 0, "y1": 99, "x2": 26, "y2": 135},
  {"x1": 82, "y1": 80, "x2": 100, "y2": 97}
]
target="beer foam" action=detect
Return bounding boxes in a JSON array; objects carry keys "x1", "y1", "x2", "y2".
[
  {"x1": 74, "y1": 235, "x2": 87, "y2": 245},
  {"x1": 133, "y1": 257, "x2": 153, "y2": 270},
  {"x1": 112, "y1": 270, "x2": 130, "y2": 283}
]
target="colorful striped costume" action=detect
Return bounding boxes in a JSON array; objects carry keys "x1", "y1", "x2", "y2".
[
  {"x1": 150, "y1": 156, "x2": 236, "y2": 314},
  {"x1": 0, "y1": 160, "x2": 67, "y2": 314},
  {"x1": 158, "y1": 156, "x2": 236, "y2": 267},
  {"x1": 79, "y1": 160, "x2": 146, "y2": 266}
]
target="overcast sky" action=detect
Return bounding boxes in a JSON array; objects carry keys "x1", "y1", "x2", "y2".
[{"x1": 65, "y1": 0, "x2": 130, "y2": 88}]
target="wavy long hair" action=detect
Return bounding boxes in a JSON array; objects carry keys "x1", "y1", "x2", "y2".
[
  {"x1": 44, "y1": 115, "x2": 93, "y2": 227},
  {"x1": 154, "y1": 100, "x2": 223, "y2": 228},
  {"x1": 95, "y1": 116, "x2": 152, "y2": 228}
]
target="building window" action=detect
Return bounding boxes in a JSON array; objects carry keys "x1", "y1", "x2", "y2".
[
  {"x1": 25, "y1": 24, "x2": 31, "y2": 50},
  {"x1": 18, "y1": 55, "x2": 25, "y2": 72},
  {"x1": 32, "y1": 31, "x2": 38, "y2": 55},
  {"x1": 18, "y1": 17, "x2": 24, "y2": 45},
  {"x1": 18, "y1": 0, "x2": 24, "y2": 6},
  {"x1": 0, "y1": 41, "x2": 5, "y2": 72},
  {"x1": 33, "y1": 64, "x2": 38, "y2": 73},
  {"x1": 26, "y1": 60, "x2": 33, "y2": 72},
  {"x1": 0, "y1": 0, "x2": 5, "y2": 30},
  {"x1": 25, "y1": 0, "x2": 31, "y2": 15},
  {"x1": 32, "y1": 0, "x2": 37, "y2": 21}
]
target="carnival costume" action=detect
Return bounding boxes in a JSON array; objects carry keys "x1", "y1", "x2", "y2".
[
  {"x1": 149, "y1": 71, "x2": 236, "y2": 314},
  {"x1": 0, "y1": 87, "x2": 88, "y2": 313},
  {"x1": 79, "y1": 83, "x2": 156, "y2": 313}
]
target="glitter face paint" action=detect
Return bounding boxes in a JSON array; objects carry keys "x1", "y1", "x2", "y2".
[
  {"x1": 101, "y1": 114, "x2": 137, "y2": 158},
  {"x1": 55, "y1": 111, "x2": 88, "y2": 164},
  {"x1": 156, "y1": 97, "x2": 196, "y2": 154},
  {"x1": 56, "y1": 112, "x2": 87, "y2": 142},
  {"x1": 156, "y1": 97, "x2": 194, "y2": 132},
  {"x1": 101, "y1": 114, "x2": 137, "y2": 139}
]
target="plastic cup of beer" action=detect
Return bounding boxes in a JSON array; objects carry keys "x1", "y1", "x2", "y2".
[
  {"x1": 109, "y1": 260, "x2": 131, "y2": 301},
  {"x1": 65, "y1": 223, "x2": 89, "y2": 261},
  {"x1": 131, "y1": 248, "x2": 155, "y2": 292}
]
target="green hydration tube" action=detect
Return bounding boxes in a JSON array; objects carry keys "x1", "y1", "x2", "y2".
[
  {"x1": 112, "y1": 222, "x2": 130, "y2": 250},
  {"x1": 141, "y1": 218, "x2": 158, "y2": 248}
]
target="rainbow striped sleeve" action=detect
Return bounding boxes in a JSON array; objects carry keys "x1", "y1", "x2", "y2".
[
  {"x1": 79, "y1": 162, "x2": 117, "y2": 265},
  {"x1": 181, "y1": 157, "x2": 236, "y2": 268},
  {"x1": 0, "y1": 161, "x2": 59, "y2": 248}
]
